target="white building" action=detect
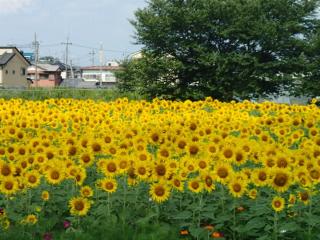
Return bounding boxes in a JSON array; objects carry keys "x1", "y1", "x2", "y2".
[{"x1": 81, "y1": 63, "x2": 121, "y2": 87}]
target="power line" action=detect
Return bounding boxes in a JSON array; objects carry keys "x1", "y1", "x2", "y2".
[{"x1": 89, "y1": 49, "x2": 96, "y2": 66}]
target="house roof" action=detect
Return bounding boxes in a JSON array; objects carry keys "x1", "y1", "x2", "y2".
[
  {"x1": 81, "y1": 66, "x2": 122, "y2": 71},
  {"x1": 0, "y1": 52, "x2": 15, "y2": 66},
  {"x1": 0, "y1": 47, "x2": 31, "y2": 65},
  {"x1": 28, "y1": 64, "x2": 62, "y2": 72}
]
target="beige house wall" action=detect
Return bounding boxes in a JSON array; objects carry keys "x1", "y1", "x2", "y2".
[{"x1": 0, "y1": 48, "x2": 30, "y2": 88}]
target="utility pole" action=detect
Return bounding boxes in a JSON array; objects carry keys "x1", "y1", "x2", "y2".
[
  {"x1": 32, "y1": 33, "x2": 40, "y2": 87},
  {"x1": 99, "y1": 43, "x2": 105, "y2": 88},
  {"x1": 89, "y1": 49, "x2": 95, "y2": 66},
  {"x1": 61, "y1": 37, "x2": 72, "y2": 79},
  {"x1": 70, "y1": 60, "x2": 75, "y2": 79}
]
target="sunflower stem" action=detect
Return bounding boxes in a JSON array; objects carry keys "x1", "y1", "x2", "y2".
[
  {"x1": 107, "y1": 193, "x2": 111, "y2": 216},
  {"x1": 308, "y1": 195, "x2": 312, "y2": 240},
  {"x1": 198, "y1": 194, "x2": 203, "y2": 228},
  {"x1": 233, "y1": 199, "x2": 237, "y2": 240},
  {"x1": 220, "y1": 185, "x2": 225, "y2": 214},
  {"x1": 273, "y1": 211, "x2": 278, "y2": 240}
]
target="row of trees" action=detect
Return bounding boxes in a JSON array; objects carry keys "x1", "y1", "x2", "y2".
[{"x1": 117, "y1": 0, "x2": 320, "y2": 101}]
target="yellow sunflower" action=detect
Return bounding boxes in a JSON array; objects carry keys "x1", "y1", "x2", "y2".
[
  {"x1": 149, "y1": 182, "x2": 171, "y2": 203},
  {"x1": 25, "y1": 171, "x2": 41, "y2": 188},
  {"x1": 0, "y1": 176, "x2": 18, "y2": 195},
  {"x1": 97, "y1": 178, "x2": 118, "y2": 193},
  {"x1": 45, "y1": 167, "x2": 65, "y2": 185},
  {"x1": 69, "y1": 197, "x2": 91, "y2": 216},
  {"x1": 272, "y1": 196, "x2": 285, "y2": 212},
  {"x1": 228, "y1": 178, "x2": 247, "y2": 198},
  {"x1": 214, "y1": 163, "x2": 232, "y2": 184},
  {"x1": 270, "y1": 169, "x2": 291, "y2": 192},
  {"x1": 41, "y1": 191, "x2": 50, "y2": 201},
  {"x1": 188, "y1": 178, "x2": 203, "y2": 194},
  {"x1": 298, "y1": 191, "x2": 310, "y2": 205},
  {"x1": 80, "y1": 186, "x2": 94, "y2": 198}
]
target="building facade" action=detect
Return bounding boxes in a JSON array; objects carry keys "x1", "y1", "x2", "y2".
[
  {"x1": 81, "y1": 63, "x2": 121, "y2": 88},
  {"x1": 0, "y1": 47, "x2": 31, "y2": 88},
  {"x1": 27, "y1": 64, "x2": 62, "y2": 87}
]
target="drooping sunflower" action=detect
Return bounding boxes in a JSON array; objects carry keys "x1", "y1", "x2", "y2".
[
  {"x1": 69, "y1": 197, "x2": 91, "y2": 216},
  {"x1": 272, "y1": 196, "x2": 285, "y2": 212},
  {"x1": 248, "y1": 189, "x2": 258, "y2": 200},
  {"x1": 298, "y1": 191, "x2": 310, "y2": 205},
  {"x1": 201, "y1": 173, "x2": 216, "y2": 193},
  {"x1": 288, "y1": 194, "x2": 296, "y2": 207},
  {"x1": 149, "y1": 182, "x2": 171, "y2": 203}
]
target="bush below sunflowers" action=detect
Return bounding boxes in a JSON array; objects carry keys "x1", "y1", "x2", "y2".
[{"x1": 0, "y1": 97, "x2": 320, "y2": 239}]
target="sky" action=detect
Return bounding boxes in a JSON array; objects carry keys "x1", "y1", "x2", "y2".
[{"x1": 0, "y1": 0, "x2": 147, "y2": 66}]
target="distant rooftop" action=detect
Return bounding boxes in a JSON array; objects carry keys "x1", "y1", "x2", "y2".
[
  {"x1": 0, "y1": 52, "x2": 15, "y2": 66},
  {"x1": 29, "y1": 64, "x2": 62, "y2": 72}
]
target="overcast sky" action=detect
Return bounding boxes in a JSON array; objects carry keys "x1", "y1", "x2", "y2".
[{"x1": 0, "y1": 0, "x2": 147, "y2": 66}]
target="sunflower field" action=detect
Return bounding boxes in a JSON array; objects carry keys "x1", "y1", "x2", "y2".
[{"x1": 0, "y1": 97, "x2": 320, "y2": 240}]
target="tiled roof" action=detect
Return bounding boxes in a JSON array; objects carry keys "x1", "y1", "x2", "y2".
[{"x1": 0, "y1": 52, "x2": 15, "y2": 66}]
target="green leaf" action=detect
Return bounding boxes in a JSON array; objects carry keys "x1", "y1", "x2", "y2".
[{"x1": 172, "y1": 210, "x2": 192, "y2": 220}]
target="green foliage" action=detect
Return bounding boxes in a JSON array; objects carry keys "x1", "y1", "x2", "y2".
[{"x1": 119, "y1": 0, "x2": 320, "y2": 100}]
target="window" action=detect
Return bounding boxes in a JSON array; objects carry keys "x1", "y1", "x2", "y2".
[
  {"x1": 40, "y1": 74, "x2": 49, "y2": 79},
  {"x1": 5, "y1": 70, "x2": 8, "y2": 74},
  {"x1": 12, "y1": 70, "x2": 15, "y2": 75},
  {"x1": 21, "y1": 68, "x2": 26, "y2": 76}
]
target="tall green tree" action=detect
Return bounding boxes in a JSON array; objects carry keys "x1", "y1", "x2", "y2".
[{"x1": 118, "y1": 0, "x2": 320, "y2": 101}]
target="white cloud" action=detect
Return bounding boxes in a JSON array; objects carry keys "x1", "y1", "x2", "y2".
[{"x1": 0, "y1": 0, "x2": 35, "y2": 14}]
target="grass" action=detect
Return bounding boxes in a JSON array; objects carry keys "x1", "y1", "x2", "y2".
[{"x1": 0, "y1": 88, "x2": 143, "y2": 101}]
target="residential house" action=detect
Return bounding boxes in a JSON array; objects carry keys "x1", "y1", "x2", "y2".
[
  {"x1": 81, "y1": 62, "x2": 121, "y2": 88},
  {"x1": 27, "y1": 64, "x2": 62, "y2": 87},
  {"x1": 0, "y1": 47, "x2": 31, "y2": 88}
]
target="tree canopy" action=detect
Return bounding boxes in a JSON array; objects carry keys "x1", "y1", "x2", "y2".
[{"x1": 117, "y1": 0, "x2": 320, "y2": 101}]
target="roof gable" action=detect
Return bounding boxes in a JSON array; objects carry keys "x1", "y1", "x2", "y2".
[
  {"x1": 0, "y1": 53, "x2": 15, "y2": 66},
  {"x1": 0, "y1": 47, "x2": 31, "y2": 66}
]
